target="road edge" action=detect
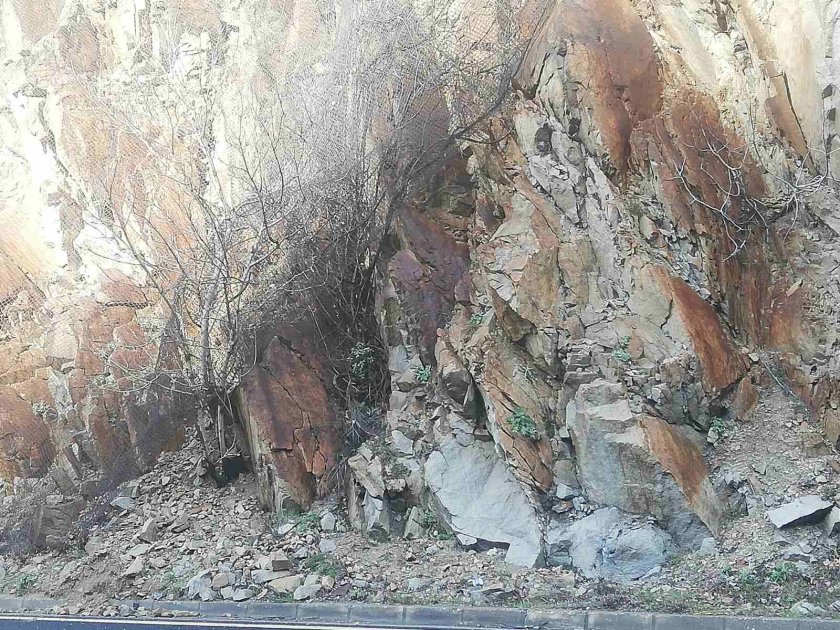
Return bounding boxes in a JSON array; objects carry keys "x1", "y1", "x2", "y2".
[{"x1": 0, "y1": 596, "x2": 836, "y2": 629}]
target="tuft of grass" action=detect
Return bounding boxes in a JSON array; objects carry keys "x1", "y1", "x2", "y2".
[
  {"x1": 15, "y1": 573, "x2": 37, "y2": 594},
  {"x1": 469, "y1": 313, "x2": 484, "y2": 328},
  {"x1": 508, "y1": 407, "x2": 539, "y2": 440},
  {"x1": 293, "y1": 512, "x2": 321, "y2": 533},
  {"x1": 303, "y1": 553, "x2": 340, "y2": 578},
  {"x1": 768, "y1": 562, "x2": 797, "y2": 585}
]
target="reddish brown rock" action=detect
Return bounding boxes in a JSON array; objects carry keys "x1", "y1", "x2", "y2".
[
  {"x1": 237, "y1": 328, "x2": 339, "y2": 510},
  {"x1": 522, "y1": 0, "x2": 662, "y2": 173},
  {"x1": 655, "y1": 269, "x2": 746, "y2": 392}
]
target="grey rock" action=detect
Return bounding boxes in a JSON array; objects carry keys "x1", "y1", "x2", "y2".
[
  {"x1": 269, "y1": 551, "x2": 292, "y2": 571},
  {"x1": 456, "y1": 533, "x2": 478, "y2": 548},
  {"x1": 601, "y1": 523, "x2": 673, "y2": 582},
  {"x1": 293, "y1": 584, "x2": 321, "y2": 600},
  {"x1": 790, "y1": 600, "x2": 827, "y2": 617},
  {"x1": 391, "y1": 430, "x2": 415, "y2": 456},
  {"x1": 767, "y1": 496, "x2": 833, "y2": 528},
  {"x1": 318, "y1": 538, "x2": 337, "y2": 554},
  {"x1": 186, "y1": 570, "x2": 212, "y2": 599},
  {"x1": 822, "y1": 506, "x2": 840, "y2": 537},
  {"x1": 555, "y1": 484, "x2": 578, "y2": 500},
  {"x1": 231, "y1": 588, "x2": 254, "y2": 602},
  {"x1": 169, "y1": 513, "x2": 190, "y2": 533},
  {"x1": 211, "y1": 572, "x2": 232, "y2": 589},
  {"x1": 110, "y1": 496, "x2": 136, "y2": 511},
  {"x1": 127, "y1": 543, "x2": 150, "y2": 557},
  {"x1": 424, "y1": 437, "x2": 542, "y2": 567},
  {"x1": 567, "y1": 380, "x2": 721, "y2": 545},
  {"x1": 402, "y1": 507, "x2": 426, "y2": 540},
  {"x1": 122, "y1": 557, "x2": 144, "y2": 577},
  {"x1": 549, "y1": 508, "x2": 674, "y2": 583},
  {"x1": 252, "y1": 569, "x2": 284, "y2": 584},
  {"x1": 276, "y1": 523, "x2": 295, "y2": 537},
  {"x1": 320, "y1": 512, "x2": 337, "y2": 532},
  {"x1": 138, "y1": 518, "x2": 158, "y2": 543},
  {"x1": 407, "y1": 577, "x2": 431, "y2": 591},
  {"x1": 697, "y1": 537, "x2": 719, "y2": 556}
]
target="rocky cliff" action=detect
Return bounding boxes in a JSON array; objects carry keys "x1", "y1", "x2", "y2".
[{"x1": 1, "y1": 0, "x2": 840, "y2": 582}]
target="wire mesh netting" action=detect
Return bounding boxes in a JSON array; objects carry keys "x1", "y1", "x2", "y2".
[{"x1": 0, "y1": 0, "x2": 549, "y2": 552}]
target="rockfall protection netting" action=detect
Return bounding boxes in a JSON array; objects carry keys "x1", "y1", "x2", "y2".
[{"x1": 0, "y1": 0, "x2": 549, "y2": 552}]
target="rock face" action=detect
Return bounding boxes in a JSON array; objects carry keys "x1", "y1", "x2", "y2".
[
  {"x1": 2, "y1": 0, "x2": 840, "y2": 580},
  {"x1": 363, "y1": 0, "x2": 840, "y2": 577}
]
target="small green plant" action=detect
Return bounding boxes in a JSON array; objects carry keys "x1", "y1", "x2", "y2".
[
  {"x1": 768, "y1": 562, "x2": 797, "y2": 585},
  {"x1": 419, "y1": 511, "x2": 438, "y2": 529},
  {"x1": 517, "y1": 365, "x2": 537, "y2": 383},
  {"x1": 304, "y1": 553, "x2": 340, "y2": 578},
  {"x1": 709, "y1": 417, "x2": 734, "y2": 442},
  {"x1": 619, "y1": 335, "x2": 631, "y2": 349},
  {"x1": 413, "y1": 364, "x2": 432, "y2": 384},
  {"x1": 737, "y1": 569, "x2": 758, "y2": 588},
  {"x1": 432, "y1": 530, "x2": 454, "y2": 541},
  {"x1": 349, "y1": 343, "x2": 376, "y2": 381},
  {"x1": 612, "y1": 349, "x2": 631, "y2": 363},
  {"x1": 388, "y1": 460, "x2": 410, "y2": 478},
  {"x1": 469, "y1": 313, "x2": 484, "y2": 328},
  {"x1": 15, "y1": 573, "x2": 37, "y2": 594},
  {"x1": 508, "y1": 407, "x2": 539, "y2": 440},
  {"x1": 293, "y1": 511, "x2": 321, "y2": 533}
]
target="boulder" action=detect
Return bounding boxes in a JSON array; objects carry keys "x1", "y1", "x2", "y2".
[
  {"x1": 548, "y1": 508, "x2": 674, "y2": 582},
  {"x1": 767, "y1": 496, "x2": 833, "y2": 528},
  {"x1": 268, "y1": 575, "x2": 303, "y2": 593},
  {"x1": 236, "y1": 330, "x2": 339, "y2": 511},
  {"x1": 567, "y1": 380, "x2": 722, "y2": 544},
  {"x1": 424, "y1": 437, "x2": 542, "y2": 566}
]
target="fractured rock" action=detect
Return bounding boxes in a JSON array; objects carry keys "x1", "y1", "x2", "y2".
[
  {"x1": 424, "y1": 437, "x2": 542, "y2": 566},
  {"x1": 767, "y1": 496, "x2": 833, "y2": 528},
  {"x1": 567, "y1": 380, "x2": 722, "y2": 544},
  {"x1": 548, "y1": 507, "x2": 674, "y2": 582}
]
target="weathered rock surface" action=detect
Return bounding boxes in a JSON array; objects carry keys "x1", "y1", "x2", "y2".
[
  {"x1": 237, "y1": 328, "x2": 339, "y2": 510},
  {"x1": 547, "y1": 508, "x2": 674, "y2": 582},
  {"x1": 568, "y1": 380, "x2": 722, "y2": 543}
]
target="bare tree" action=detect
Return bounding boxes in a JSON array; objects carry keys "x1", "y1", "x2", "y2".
[{"x1": 71, "y1": 0, "x2": 547, "y2": 472}]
